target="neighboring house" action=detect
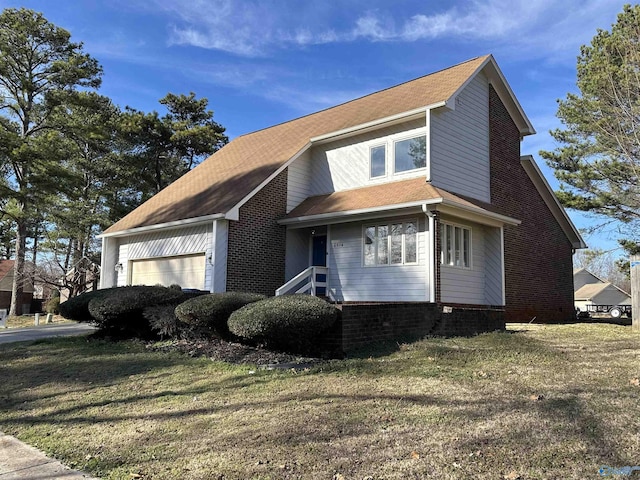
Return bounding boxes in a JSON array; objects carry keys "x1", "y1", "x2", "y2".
[
  {"x1": 0, "y1": 260, "x2": 34, "y2": 314},
  {"x1": 59, "y1": 257, "x2": 101, "y2": 302},
  {"x1": 573, "y1": 268, "x2": 631, "y2": 312},
  {"x1": 99, "y1": 55, "x2": 585, "y2": 348}
]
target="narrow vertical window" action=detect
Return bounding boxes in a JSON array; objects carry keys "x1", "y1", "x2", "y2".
[
  {"x1": 463, "y1": 228, "x2": 470, "y2": 268},
  {"x1": 446, "y1": 224, "x2": 454, "y2": 265},
  {"x1": 390, "y1": 224, "x2": 403, "y2": 264},
  {"x1": 454, "y1": 226, "x2": 462, "y2": 266},
  {"x1": 377, "y1": 225, "x2": 388, "y2": 265},
  {"x1": 405, "y1": 222, "x2": 417, "y2": 263},
  {"x1": 364, "y1": 227, "x2": 375, "y2": 266},
  {"x1": 370, "y1": 145, "x2": 386, "y2": 178}
]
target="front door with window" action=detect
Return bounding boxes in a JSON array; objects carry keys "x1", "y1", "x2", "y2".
[{"x1": 312, "y1": 235, "x2": 327, "y2": 295}]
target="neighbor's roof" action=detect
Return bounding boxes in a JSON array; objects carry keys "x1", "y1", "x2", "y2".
[
  {"x1": 0, "y1": 260, "x2": 14, "y2": 280},
  {"x1": 280, "y1": 177, "x2": 520, "y2": 227},
  {"x1": 575, "y1": 282, "x2": 616, "y2": 300},
  {"x1": 104, "y1": 54, "x2": 532, "y2": 235}
]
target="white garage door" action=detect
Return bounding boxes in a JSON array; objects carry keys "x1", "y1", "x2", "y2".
[{"x1": 130, "y1": 254, "x2": 206, "y2": 289}]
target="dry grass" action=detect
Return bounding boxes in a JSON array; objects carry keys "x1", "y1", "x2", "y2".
[
  {"x1": 4, "y1": 314, "x2": 72, "y2": 328},
  {"x1": 0, "y1": 323, "x2": 638, "y2": 479}
]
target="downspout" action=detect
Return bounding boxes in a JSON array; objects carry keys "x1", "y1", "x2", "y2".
[{"x1": 422, "y1": 205, "x2": 436, "y2": 303}]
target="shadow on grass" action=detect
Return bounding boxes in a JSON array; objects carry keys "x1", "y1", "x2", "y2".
[{"x1": 1, "y1": 327, "x2": 637, "y2": 479}]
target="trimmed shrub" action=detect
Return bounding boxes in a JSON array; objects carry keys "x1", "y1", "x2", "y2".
[
  {"x1": 143, "y1": 305, "x2": 182, "y2": 339},
  {"x1": 175, "y1": 292, "x2": 266, "y2": 338},
  {"x1": 144, "y1": 290, "x2": 208, "y2": 339},
  {"x1": 228, "y1": 295, "x2": 338, "y2": 353},
  {"x1": 58, "y1": 288, "x2": 118, "y2": 321},
  {"x1": 88, "y1": 286, "x2": 186, "y2": 338}
]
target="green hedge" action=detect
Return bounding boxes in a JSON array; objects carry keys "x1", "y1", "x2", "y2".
[
  {"x1": 144, "y1": 290, "x2": 208, "y2": 339},
  {"x1": 58, "y1": 288, "x2": 118, "y2": 321},
  {"x1": 174, "y1": 292, "x2": 266, "y2": 338},
  {"x1": 227, "y1": 295, "x2": 338, "y2": 353},
  {"x1": 87, "y1": 286, "x2": 186, "y2": 338}
]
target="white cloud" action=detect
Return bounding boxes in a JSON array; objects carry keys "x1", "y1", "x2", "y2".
[{"x1": 125, "y1": 0, "x2": 623, "y2": 59}]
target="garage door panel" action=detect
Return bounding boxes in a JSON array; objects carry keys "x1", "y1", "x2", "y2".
[{"x1": 130, "y1": 254, "x2": 205, "y2": 289}]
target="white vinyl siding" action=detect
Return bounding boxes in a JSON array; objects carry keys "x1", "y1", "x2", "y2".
[
  {"x1": 211, "y1": 220, "x2": 228, "y2": 293},
  {"x1": 113, "y1": 223, "x2": 227, "y2": 291},
  {"x1": 285, "y1": 228, "x2": 311, "y2": 282},
  {"x1": 286, "y1": 149, "x2": 312, "y2": 212},
  {"x1": 430, "y1": 73, "x2": 490, "y2": 202},
  {"x1": 100, "y1": 237, "x2": 118, "y2": 288},
  {"x1": 439, "y1": 220, "x2": 504, "y2": 306},
  {"x1": 484, "y1": 227, "x2": 504, "y2": 305},
  {"x1": 440, "y1": 219, "x2": 486, "y2": 305},
  {"x1": 328, "y1": 216, "x2": 428, "y2": 302},
  {"x1": 308, "y1": 118, "x2": 426, "y2": 195}
]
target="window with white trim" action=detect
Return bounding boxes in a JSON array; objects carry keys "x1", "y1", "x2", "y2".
[
  {"x1": 370, "y1": 144, "x2": 386, "y2": 178},
  {"x1": 368, "y1": 131, "x2": 427, "y2": 180},
  {"x1": 394, "y1": 135, "x2": 426, "y2": 173},
  {"x1": 441, "y1": 222, "x2": 471, "y2": 268},
  {"x1": 364, "y1": 221, "x2": 418, "y2": 266}
]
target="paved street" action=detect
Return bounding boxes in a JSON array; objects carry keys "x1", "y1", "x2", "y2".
[{"x1": 0, "y1": 323, "x2": 96, "y2": 345}]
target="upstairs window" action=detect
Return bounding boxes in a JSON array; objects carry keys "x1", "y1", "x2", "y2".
[
  {"x1": 370, "y1": 145, "x2": 386, "y2": 178},
  {"x1": 368, "y1": 131, "x2": 427, "y2": 180},
  {"x1": 441, "y1": 222, "x2": 471, "y2": 268},
  {"x1": 364, "y1": 221, "x2": 418, "y2": 266},
  {"x1": 394, "y1": 135, "x2": 426, "y2": 173}
]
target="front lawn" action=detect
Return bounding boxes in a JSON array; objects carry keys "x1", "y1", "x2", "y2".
[{"x1": 0, "y1": 323, "x2": 638, "y2": 479}]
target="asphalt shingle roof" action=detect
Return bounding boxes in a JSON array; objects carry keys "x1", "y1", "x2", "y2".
[{"x1": 104, "y1": 55, "x2": 490, "y2": 234}]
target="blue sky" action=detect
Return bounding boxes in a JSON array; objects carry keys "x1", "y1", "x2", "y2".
[{"x1": 0, "y1": 0, "x2": 631, "y2": 254}]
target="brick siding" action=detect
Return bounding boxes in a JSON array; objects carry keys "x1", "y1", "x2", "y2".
[
  {"x1": 318, "y1": 302, "x2": 505, "y2": 356},
  {"x1": 226, "y1": 170, "x2": 288, "y2": 296},
  {"x1": 489, "y1": 85, "x2": 575, "y2": 322}
]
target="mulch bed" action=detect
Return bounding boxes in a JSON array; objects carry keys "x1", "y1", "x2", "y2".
[{"x1": 147, "y1": 338, "x2": 323, "y2": 368}]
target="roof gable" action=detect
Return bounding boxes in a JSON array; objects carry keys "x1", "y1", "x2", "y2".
[
  {"x1": 0, "y1": 260, "x2": 14, "y2": 281},
  {"x1": 575, "y1": 281, "x2": 631, "y2": 301},
  {"x1": 521, "y1": 156, "x2": 586, "y2": 249},
  {"x1": 104, "y1": 55, "x2": 533, "y2": 235},
  {"x1": 0, "y1": 260, "x2": 15, "y2": 292}
]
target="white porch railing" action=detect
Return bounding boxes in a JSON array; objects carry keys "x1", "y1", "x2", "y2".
[{"x1": 275, "y1": 266, "x2": 328, "y2": 296}]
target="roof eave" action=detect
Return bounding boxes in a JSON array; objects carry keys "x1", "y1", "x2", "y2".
[
  {"x1": 98, "y1": 213, "x2": 225, "y2": 238},
  {"x1": 436, "y1": 199, "x2": 521, "y2": 227},
  {"x1": 280, "y1": 195, "x2": 521, "y2": 229},
  {"x1": 466, "y1": 55, "x2": 535, "y2": 137},
  {"x1": 309, "y1": 103, "x2": 445, "y2": 145},
  {"x1": 279, "y1": 200, "x2": 430, "y2": 228}
]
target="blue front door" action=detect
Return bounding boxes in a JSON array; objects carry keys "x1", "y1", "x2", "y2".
[{"x1": 312, "y1": 235, "x2": 327, "y2": 295}]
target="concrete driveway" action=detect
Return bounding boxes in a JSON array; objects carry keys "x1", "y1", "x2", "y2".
[{"x1": 0, "y1": 323, "x2": 96, "y2": 345}]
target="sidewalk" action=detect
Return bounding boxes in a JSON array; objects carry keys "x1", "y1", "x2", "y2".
[{"x1": 0, "y1": 432, "x2": 99, "y2": 479}]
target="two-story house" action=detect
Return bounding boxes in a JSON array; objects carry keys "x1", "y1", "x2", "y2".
[{"x1": 99, "y1": 55, "x2": 584, "y2": 347}]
